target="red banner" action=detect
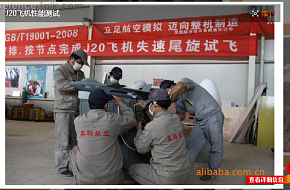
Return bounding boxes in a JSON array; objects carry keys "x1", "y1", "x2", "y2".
[
  {"x1": 5, "y1": 25, "x2": 88, "y2": 45},
  {"x1": 92, "y1": 13, "x2": 273, "y2": 41},
  {"x1": 5, "y1": 35, "x2": 257, "y2": 58},
  {"x1": 6, "y1": 13, "x2": 273, "y2": 59},
  {"x1": 245, "y1": 175, "x2": 286, "y2": 184},
  {"x1": 252, "y1": 15, "x2": 275, "y2": 34}
]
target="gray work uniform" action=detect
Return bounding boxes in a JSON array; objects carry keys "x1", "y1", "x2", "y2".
[
  {"x1": 104, "y1": 73, "x2": 120, "y2": 85},
  {"x1": 129, "y1": 110, "x2": 191, "y2": 185},
  {"x1": 54, "y1": 61, "x2": 85, "y2": 174},
  {"x1": 174, "y1": 77, "x2": 224, "y2": 173},
  {"x1": 69, "y1": 103, "x2": 136, "y2": 184}
]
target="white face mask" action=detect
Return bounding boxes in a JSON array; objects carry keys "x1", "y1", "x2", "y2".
[
  {"x1": 110, "y1": 77, "x2": 119, "y2": 84},
  {"x1": 73, "y1": 59, "x2": 83, "y2": 71},
  {"x1": 149, "y1": 101, "x2": 157, "y2": 116},
  {"x1": 168, "y1": 87, "x2": 172, "y2": 94}
]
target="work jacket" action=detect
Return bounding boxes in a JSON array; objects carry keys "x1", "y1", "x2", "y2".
[
  {"x1": 71, "y1": 103, "x2": 136, "y2": 182},
  {"x1": 134, "y1": 110, "x2": 191, "y2": 177},
  {"x1": 54, "y1": 62, "x2": 85, "y2": 112},
  {"x1": 175, "y1": 77, "x2": 221, "y2": 125}
]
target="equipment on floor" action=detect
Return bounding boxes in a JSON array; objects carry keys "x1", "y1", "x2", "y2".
[
  {"x1": 69, "y1": 79, "x2": 152, "y2": 169},
  {"x1": 8, "y1": 105, "x2": 45, "y2": 121},
  {"x1": 8, "y1": 106, "x2": 17, "y2": 120}
]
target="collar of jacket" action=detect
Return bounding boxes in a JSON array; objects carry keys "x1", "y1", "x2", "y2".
[
  {"x1": 153, "y1": 109, "x2": 170, "y2": 119},
  {"x1": 87, "y1": 108, "x2": 106, "y2": 117},
  {"x1": 65, "y1": 61, "x2": 76, "y2": 74}
]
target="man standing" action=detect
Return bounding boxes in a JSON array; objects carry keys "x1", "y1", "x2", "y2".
[
  {"x1": 69, "y1": 89, "x2": 137, "y2": 184},
  {"x1": 103, "y1": 67, "x2": 122, "y2": 85},
  {"x1": 129, "y1": 89, "x2": 191, "y2": 185},
  {"x1": 54, "y1": 49, "x2": 89, "y2": 177},
  {"x1": 169, "y1": 77, "x2": 224, "y2": 181}
]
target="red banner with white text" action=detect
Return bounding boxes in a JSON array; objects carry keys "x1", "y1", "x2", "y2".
[
  {"x1": 92, "y1": 13, "x2": 273, "y2": 41},
  {"x1": 5, "y1": 35, "x2": 257, "y2": 58},
  {"x1": 5, "y1": 25, "x2": 88, "y2": 58},
  {"x1": 5, "y1": 13, "x2": 273, "y2": 59},
  {"x1": 5, "y1": 25, "x2": 88, "y2": 45}
]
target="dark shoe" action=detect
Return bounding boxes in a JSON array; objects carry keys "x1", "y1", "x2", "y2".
[
  {"x1": 200, "y1": 174, "x2": 216, "y2": 181},
  {"x1": 60, "y1": 170, "x2": 73, "y2": 177}
]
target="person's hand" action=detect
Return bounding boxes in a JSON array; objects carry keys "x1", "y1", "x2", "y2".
[
  {"x1": 138, "y1": 99, "x2": 145, "y2": 106},
  {"x1": 136, "y1": 122, "x2": 142, "y2": 130},
  {"x1": 112, "y1": 95, "x2": 123, "y2": 105},
  {"x1": 138, "y1": 99, "x2": 148, "y2": 110}
]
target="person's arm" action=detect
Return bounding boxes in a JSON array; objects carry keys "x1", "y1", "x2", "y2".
[
  {"x1": 134, "y1": 122, "x2": 152, "y2": 154},
  {"x1": 113, "y1": 95, "x2": 137, "y2": 133},
  {"x1": 175, "y1": 97, "x2": 186, "y2": 121},
  {"x1": 54, "y1": 69, "x2": 78, "y2": 92}
]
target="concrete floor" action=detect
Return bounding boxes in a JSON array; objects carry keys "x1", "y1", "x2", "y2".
[{"x1": 5, "y1": 119, "x2": 274, "y2": 187}]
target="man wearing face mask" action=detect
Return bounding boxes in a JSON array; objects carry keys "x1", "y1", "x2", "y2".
[
  {"x1": 159, "y1": 79, "x2": 186, "y2": 120},
  {"x1": 169, "y1": 77, "x2": 224, "y2": 181},
  {"x1": 68, "y1": 89, "x2": 137, "y2": 184},
  {"x1": 128, "y1": 89, "x2": 191, "y2": 185},
  {"x1": 104, "y1": 67, "x2": 122, "y2": 85},
  {"x1": 54, "y1": 49, "x2": 89, "y2": 177},
  {"x1": 138, "y1": 80, "x2": 175, "y2": 116}
]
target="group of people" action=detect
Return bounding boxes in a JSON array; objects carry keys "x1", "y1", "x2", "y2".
[{"x1": 53, "y1": 49, "x2": 224, "y2": 185}]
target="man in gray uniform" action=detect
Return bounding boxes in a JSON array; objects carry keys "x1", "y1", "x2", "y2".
[
  {"x1": 103, "y1": 67, "x2": 122, "y2": 85},
  {"x1": 54, "y1": 49, "x2": 89, "y2": 177},
  {"x1": 169, "y1": 77, "x2": 224, "y2": 181},
  {"x1": 129, "y1": 89, "x2": 191, "y2": 185},
  {"x1": 68, "y1": 89, "x2": 136, "y2": 184}
]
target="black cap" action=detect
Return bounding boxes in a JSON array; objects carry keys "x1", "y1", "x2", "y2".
[
  {"x1": 88, "y1": 89, "x2": 114, "y2": 109},
  {"x1": 144, "y1": 89, "x2": 170, "y2": 107},
  {"x1": 160, "y1": 80, "x2": 175, "y2": 89},
  {"x1": 110, "y1": 67, "x2": 122, "y2": 79}
]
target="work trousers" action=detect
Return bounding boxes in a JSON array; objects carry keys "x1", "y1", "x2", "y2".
[
  {"x1": 74, "y1": 174, "x2": 124, "y2": 185},
  {"x1": 128, "y1": 163, "x2": 191, "y2": 185},
  {"x1": 68, "y1": 146, "x2": 124, "y2": 185},
  {"x1": 186, "y1": 111, "x2": 224, "y2": 173},
  {"x1": 54, "y1": 111, "x2": 78, "y2": 174}
]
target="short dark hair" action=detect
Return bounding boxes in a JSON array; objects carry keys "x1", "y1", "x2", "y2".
[
  {"x1": 88, "y1": 100, "x2": 104, "y2": 110},
  {"x1": 156, "y1": 99, "x2": 171, "y2": 109},
  {"x1": 70, "y1": 53, "x2": 81, "y2": 60}
]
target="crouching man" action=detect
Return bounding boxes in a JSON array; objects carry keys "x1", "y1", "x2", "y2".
[
  {"x1": 129, "y1": 89, "x2": 191, "y2": 185},
  {"x1": 68, "y1": 89, "x2": 136, "y2": 185}
]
